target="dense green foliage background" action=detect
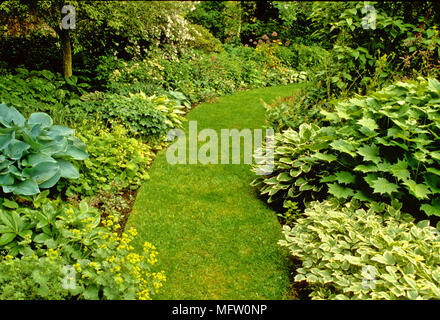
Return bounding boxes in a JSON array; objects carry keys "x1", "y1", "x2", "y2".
[{"x1": 0, "y1": 0, "x2": 439, "y2": 300}]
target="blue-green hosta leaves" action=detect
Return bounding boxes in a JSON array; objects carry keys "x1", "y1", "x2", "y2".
[{"x1": 0, "y1": 103, "x2": 87, "y2": 195}]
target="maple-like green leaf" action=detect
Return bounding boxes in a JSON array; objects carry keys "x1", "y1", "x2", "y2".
[
  {"x1": 390, "y1": 159, "x2": 411, "y2": 181},
  {"x1": 353, "y1": 190, "x2": 372, "y2": 202},
  {"x1": 403, "y1": 180, "x2": 431, "y2": 200},
  {"x1": 420, "y1": 203, "x2": 440, "y2": 217},
  {"x1": 370, "y1": 177, "x2": 399, "y2": 195},
  {"x1": 354, "y1": 163, "x2": 378, "y2": 173},
  {"x1": 357, "y1": 117, "x2": 379, "y2": 131},
  {"x1": 311, "y1": 152, "x2": 337, "y2": 162},
  {"x1": 330, "y1": 139, "x2": 357, "y2": 157},
  {"x1": 327, "y1": 183, "x2": 355, "y2": 199},
  {"x1": 357, "y1": 143, "x2": 380, "y2": 164},
  {"x1": 427, "y1": 167, "x2": 440, "y2": 177},
  {"x1": 334, "y1": 171, "x2": 356, "y2": 184}
]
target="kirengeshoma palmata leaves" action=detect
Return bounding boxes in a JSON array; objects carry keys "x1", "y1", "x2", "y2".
[{"x1": 0, "y1": 103, "x2": 87, "y2": 195}]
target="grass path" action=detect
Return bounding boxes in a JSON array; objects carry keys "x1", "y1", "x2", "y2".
[{"x1": 127, "y1": 84, "x2": 304, "y2": 299}]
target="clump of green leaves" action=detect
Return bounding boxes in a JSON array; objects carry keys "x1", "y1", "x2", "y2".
[
  {"x1": 0, "y1": 103, "x2": 87, "y2": 196},
  {"x1": 253, "y1": 77, "x2": 440, "y2": 218},
  {"x1": 80, "y1": 91, "x2": 186, "y2": 139},
  {"x1": 0, "y1": 195, "x2": 165, "y2": 300},
  {"x1": 63, "y1": 122, "x2": 154, "y2": 197},
  {"x1": 279, "y1": 199, "x2": 440, "y2": 300},
  {"x1": 262, "y1": 90, "x2": 324, "y2": 132},
  {"x1": 251, "y1": 123, "x2": 340, "y2": 204}
]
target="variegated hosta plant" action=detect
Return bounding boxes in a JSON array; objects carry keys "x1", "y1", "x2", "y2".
[
  {"x1": 251, "y1": 123, "x2": 343, "y2": 204},
  {"x1": 0, "y1": 103, "x2": 87, "y2": 195}
]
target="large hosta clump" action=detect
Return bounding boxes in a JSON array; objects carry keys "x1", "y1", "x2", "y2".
[{"x1": 0, "y1": 103, "x2": 87, "y2": 195}]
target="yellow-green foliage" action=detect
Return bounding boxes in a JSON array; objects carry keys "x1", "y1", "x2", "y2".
[
  {"x1": 280, "y1": 200, "x2": 440, "y2": 300},
  {"x1": 66, "y1": 122, "x2": 154, "y2": 196},
  {"x1": 187, "y1": 23, "x2": 224, "y2": 53},
  {"x1": 0, "y1": 198, "x2": 165, "y2": 300}
]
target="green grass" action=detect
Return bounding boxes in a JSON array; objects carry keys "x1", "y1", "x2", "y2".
[{"x1": 127, "y1": 84, "x2": 304, "y2": 299}]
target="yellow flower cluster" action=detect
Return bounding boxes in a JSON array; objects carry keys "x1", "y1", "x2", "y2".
[{"x1": 95, "y1": 222, "x2": 166, "y2": 299}]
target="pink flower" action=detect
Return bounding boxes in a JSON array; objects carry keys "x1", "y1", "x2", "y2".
[
  {"x1": 272, "y1": 31, "x2": 278, "y2": 37},
  {"x1": 253, "y1": 41, "x2": 257, "y2": 45},
  {"x1": 258, "y1": 39, "x2": 263, "y2": 43},
  {"x1": 245, "y1": 44, "x2": 249, "y2": 47}
]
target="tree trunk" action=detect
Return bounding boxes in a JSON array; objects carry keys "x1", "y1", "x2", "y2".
[{"x1": 59, "y1": 29, "x2": 72, "y2": 78}]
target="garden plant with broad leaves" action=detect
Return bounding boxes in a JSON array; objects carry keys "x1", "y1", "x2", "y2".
[{"x1": 0, "y1": 103, "x2": 87, "y2": 195}]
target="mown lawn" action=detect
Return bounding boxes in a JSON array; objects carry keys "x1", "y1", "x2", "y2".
[{"x1": 127, "y1": 84, "x2": 305, "y2": 299}]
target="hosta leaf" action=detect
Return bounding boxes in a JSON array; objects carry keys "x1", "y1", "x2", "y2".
[
  {"x1": 5, "y1": 139, "x2": 30, "y2": 160},
  {"x1": 28, "y1": 112, "x2": 53, "y2": 128},
  {"x1": 327, "y1": 183, "x2": 355, "y2": 199},
  {"x1": 334, "y1": 171, "x2": 356, "y2": 184},
  {"x1": 277, "y1": 172, "x2": 292, "y2": 182},
  {"x1": 57, "y1": 159, "x2": 79, "y2": 179},
  {"x1": 264, "y1": 176, "x2": 278, "y2": 185},
  {"x1": 0, "y1": 133, "x2": 12, "y2": 150},
  {"x1": 370, "y1": 177, "x2": 399, "y2": 195},
  {"x1": 25, "y1": 153, "x2": 57, "y2": 167},
  {"x1": 290, "y1": 169, "x2": 302, "y2": 178},
  {"x1": 56, "y1": 145, "x2": 88, "y2": 161},
  {"x1": 357, "y1": 143, "x2": 380, "y2": 164},
  {"x1": 0, "y1": 105, "x2": 25, "y2": 127},
  {"x1": 428, "y1": 78, "x2": 440, "y2": 93},
  {"x1": 12, "y1": 179, "x2": 40, "y2": 195},
  {"x1": 22, "y1": 161, "x2": 60, "y2": 184},
  {"x1": 390, "y1": 159, "x2": 411, "y2": 181},
  {"x1": 0, "y1": 173, "x2": 14, "y2": 186},
  {"x1": 403, "y1": 180, "x2": 431, "y2": 200},
  {"x1": 39, "y1": 170, "x2": 62, "y2": 189}
]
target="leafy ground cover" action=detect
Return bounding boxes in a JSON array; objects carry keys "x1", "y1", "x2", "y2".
[{"x1": 127, "y1": 84, "x2": 305, "y2": 299}]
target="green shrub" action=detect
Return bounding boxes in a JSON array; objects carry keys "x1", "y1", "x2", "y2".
[
  {"x1": 80, "y1": 91, "x2": 186, "y2": 138},
  {"x1": 64, "y1": 122, "x2": 155, "y2": 197},
  {"x1": 187, "y1": 24, "x2": 224, "y2": 53},
  {"x1": 0, "y1": 68, "x2": 90, "y2": 125},
  {"x1": 0, "y1": 103, "x2": 87, "y2": 196},
  {"x1": 262, "y1": 89, "x2": 323, "y2": 132},
  {"x1": 251, "y1": 123, "x2": 340, "y2": 205},
  {"x1": 0, "y1": 197, "x2": 165, "y2": 300},
  {"x1": 279, "y1": 199, "x2": 440, "y2": 299}
]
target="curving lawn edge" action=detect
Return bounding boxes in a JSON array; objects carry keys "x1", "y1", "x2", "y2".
[{"x1": 127, "y1": 84, "x2": 304, "y2": 299}]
